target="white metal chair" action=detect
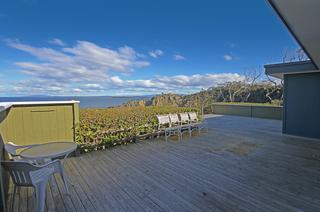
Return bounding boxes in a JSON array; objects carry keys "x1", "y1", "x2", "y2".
[
  {"x1": 1, "y1": 160, "x2": 61, "y2": 212},
  {"x1": 4, "y1": 141, "x2": 70, "y2": 194},
  {"x1": 188, "y1": 112, "x2": 208, "y2": 134},
  {"x1": 156, "y1": 114, "x2": 181, "y2": 141},
  {"x1": 157, "y1": 114, "x2": 170, "y2": 139},
  {"x1": 168, "y1": 114, "x2": 180, "y2": 127},
  {"x1": 156, "y1": 115, "x2": 170, "y2": 130},
  {"x1": 179, "y1": 113, "x2": 192, "y2": 137},
  {"x1": 168, "y1": 114, "x2": 182, "y2": 140}
]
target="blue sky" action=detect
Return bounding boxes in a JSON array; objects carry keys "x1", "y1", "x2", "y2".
[{"x1": 0, "y1": 0, "x2": 298, "y2": 96}]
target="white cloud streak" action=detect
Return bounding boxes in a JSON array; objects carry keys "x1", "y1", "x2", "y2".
[
  {"x1": 174, "y1": 54, "x2": 185, "y2": 61},
  {"x1": 149, "y1": 49, "x2": 163, "y2": 58},
  {"x1": 48, "y1": 38, "x2": 66, "y2": 46},
  {"x1": 73, "y1": 88, "x2": 82, "y2": 93},
  {"x1": 80, "y1": 73, "x2": 245, "y2": 94},
  {"x1": 223, "y1": 54, "x2": 233, "y2": 61}
]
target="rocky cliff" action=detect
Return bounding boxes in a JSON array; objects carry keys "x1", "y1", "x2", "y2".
[
  {"x1": 122, "y1": 81, "x2": 283, "y2": 113},
  {"x1": 150, "y1": 93, "x2": 182, "y2": 107},
  {"x1": 122, "y1": 93, "x2": 183, "y2": 107}
]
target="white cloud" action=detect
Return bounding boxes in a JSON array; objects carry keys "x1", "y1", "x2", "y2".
[
  {"x1": 154, "y1": 73, "x2": 244, "y2": 89},
  {"x1": 73, "y1": 88, "x2": 82, "y2": 93},
  {"x1": 3, "y1": 71, "x2": 244, "y2": 95},
  {"x1": 174, "y1": 54, "x2": 185, "y2": 61},
  {"x1": 48, "y1": 38, "x2": 65, "y2": 46},
  {"x1": 223, "y1": 54, "x2": 233, "y2": 61},
  {"x1": 4, "y1": 39, "x2": 246, "y2": 95},
  {"x1": 10, "y1": 78, "x2": 67, "y2": 95},
  {"x1": 62, "y1": 41, "x2": 150, "y2": 72},
  {"x1": 82, "y1": 83, "x2": 105, "y2": 91},
  {"x1": 76, "y1": 73, "x2": 245, "y2": 94},
  {"x1": 5, "y1": 39, "x2": 150, "y2": 83},
  {"x1": 84, "y1": 84, "x2": 103, "y2": 89},
  {"x1": 149, "y1": 49, "x2": 163, "y2": 58}
]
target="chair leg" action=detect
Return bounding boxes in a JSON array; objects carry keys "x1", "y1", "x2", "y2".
[
  {"x1": 35, "y1": 182, "x2": 47, "y2": 212},
  {"x1": 17, "y1": 186, "x2": 21, "y2": 195},
  {"x1": 189, "y1": 126, "x2": 192, "y2": 137},
  {"x1": 11, "y1": 185, "x2": 17, "y2": 212},
  {"x1": 59, "y1": 165, "x2": 69, "y2": 194},
  {"x1": 165, "y1": 130, "x2": 168, "y2": 141}
]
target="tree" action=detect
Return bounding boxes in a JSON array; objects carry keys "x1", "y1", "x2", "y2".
[
  {"x1": 217, "y1": 85, "x2": 227, "y2": 102},
  {"x1": 282, "y1": 48, "x2": 308, "y2": 62},
  {"x1": 216, "y1": 81, "x2": 246, "y2": 102},
  {"x1": 265, "y1": 75, "x2": 283, "y2": 105},
  {"x1": 243, "y1": 67, "x2": 262, "y2": 102}
]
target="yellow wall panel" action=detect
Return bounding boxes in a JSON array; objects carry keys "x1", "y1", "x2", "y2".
[{"x1": 0, "y1": 103, "x2": 78, "y2": 145}]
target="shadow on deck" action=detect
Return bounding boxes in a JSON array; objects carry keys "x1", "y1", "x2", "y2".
[{"x1": 6, "y1": 115, "x2": 320, "y2": 211}]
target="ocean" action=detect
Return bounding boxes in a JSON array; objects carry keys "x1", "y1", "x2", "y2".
[{"x1": 0, "y1": 96, "x2": 150, "y2": 108}]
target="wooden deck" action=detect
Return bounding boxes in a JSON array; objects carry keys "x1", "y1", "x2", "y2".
[{"x1": 6, "y1": 115, "x2": 320, "y2": 211}]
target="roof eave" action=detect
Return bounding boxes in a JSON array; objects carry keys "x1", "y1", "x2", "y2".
[
  {"x1": 264, "y1": 60, "x2": 318, "y2": 79},
  {"x1": 267, "y1": 0, "x2": 319, "y2": 70}
]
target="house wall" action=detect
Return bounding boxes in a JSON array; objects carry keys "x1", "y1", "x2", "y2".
[{"x1": 283, "y1": 72, "x2": 320, "y2": 139}]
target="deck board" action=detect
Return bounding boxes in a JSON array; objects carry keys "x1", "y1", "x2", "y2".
[{"x1": 6, "y1": 115, "x2": 320, "y2": 211}]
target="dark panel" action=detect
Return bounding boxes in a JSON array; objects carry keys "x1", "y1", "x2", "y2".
[
  {"x1": 284, "y1": 72, "x2": 320, "y2": 138},
  {"x1": 282, "y1": 75, "x2": 288, "y2": 133}
]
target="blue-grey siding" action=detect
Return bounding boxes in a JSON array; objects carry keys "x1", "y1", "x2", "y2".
[{"x1": 283, "y1": 72, "x2": 320, "y2": 139}]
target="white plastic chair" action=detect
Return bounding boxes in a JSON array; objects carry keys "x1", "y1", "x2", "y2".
[
  {"x1": 4, "y1": 142, "x2": 39, "y2": 161},
  {"x1": 1, "y1": 160, "x2": 61, "y2": 212},
  {"x1": 4, "y1": 142, "x2": 70, "y2": 194}
]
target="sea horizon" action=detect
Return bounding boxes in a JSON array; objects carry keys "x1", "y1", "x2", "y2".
[{"x1": 0, "y1": 95, "x2": 151, "y2": 108}]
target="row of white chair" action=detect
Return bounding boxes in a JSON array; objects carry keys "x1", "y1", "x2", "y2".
[{"x1": 156, "y1": 112, "x2": 207, "y2": 141}]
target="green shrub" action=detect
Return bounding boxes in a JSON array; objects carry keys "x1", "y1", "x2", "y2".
[{"x1": 75, "y1": 106, "x2": 198, "y2": 153}]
